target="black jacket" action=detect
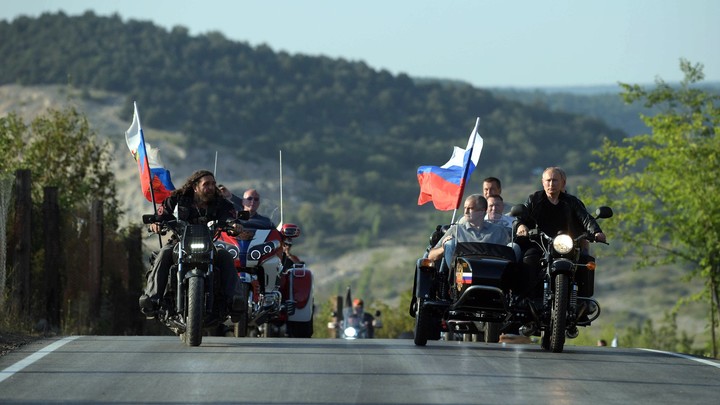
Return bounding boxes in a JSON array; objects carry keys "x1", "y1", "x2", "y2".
[
  {"x1": 157, "y1": 194, "x2": 237, "y2": 225},
  {"x1": 518, "y1": 190, "x2": 602, "y2": 238}
]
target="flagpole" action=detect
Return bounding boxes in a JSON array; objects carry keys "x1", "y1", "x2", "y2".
[
  {"x1": 452, "y1": 118, "x2": 480, "y2": 217},
  {"x1": 279, "y1": 150, "x2": 284, "y2": 227},
  {"x1": 213, "y1": 151, "x2": 218, "y2": 178},
  {"x1": 134, "y1": 102, "x2": 162, "y2": 247}
]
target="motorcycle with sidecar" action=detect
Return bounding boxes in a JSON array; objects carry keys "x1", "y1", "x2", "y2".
[{"x1": 410, "y1": 205, "x2": 612, "y2": 352}]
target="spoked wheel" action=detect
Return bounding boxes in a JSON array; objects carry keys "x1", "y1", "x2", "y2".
[
  {"x1": 184, "y1": 276, "x2": 205, "y2": 347},
  {"x1": 541, "y1": 274, "x2": 568, "y2": 353}
]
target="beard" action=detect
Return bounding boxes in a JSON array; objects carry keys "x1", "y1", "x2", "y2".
[{"x1": 196, "y1": 189, "x2": 216, "y2": 205}]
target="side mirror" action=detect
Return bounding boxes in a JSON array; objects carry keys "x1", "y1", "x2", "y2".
[
  {"x1": 142, "y1": 214, "x2": 159, "y2": 224},
  {"x1": 509, "y1": 204, "x2": 527, "y2": 218},
  {"x1": 595, "y1": 206, "x2": 613, "y2": 219},
  {"x1": 281, "y1": 223, "x2": 301, "y2": 238}
]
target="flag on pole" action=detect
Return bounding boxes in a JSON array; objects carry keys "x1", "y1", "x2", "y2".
[
  {"x1": 417, "y1": 118, "x2": 483, "y2": 210},
  {"x1": 125, "y1": 102, "x2": 175, "y2": 203}
]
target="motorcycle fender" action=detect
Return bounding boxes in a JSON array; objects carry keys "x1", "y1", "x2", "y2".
[
  {"x1": 415, "y1": 259, "x2": 435, "y2": 299},
  {"x1": 550, "y1": 258, "x2": 575, "y2": 276}
]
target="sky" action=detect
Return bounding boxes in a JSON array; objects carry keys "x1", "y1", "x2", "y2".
[{"x1": 2, "y1": 0, "x2": 718, "y2": 88}]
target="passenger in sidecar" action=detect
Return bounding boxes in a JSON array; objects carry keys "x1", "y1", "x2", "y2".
[{"x1": 411, "y1": 194, "x2": 524, "y2": 345}]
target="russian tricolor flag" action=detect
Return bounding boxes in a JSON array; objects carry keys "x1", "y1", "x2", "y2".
[
  {"x1": 125, "y1": 102, "x2": 175, "y2": 203},
  {"x1": 417, "y1": 118, "x2": 483, "y2": 211}
]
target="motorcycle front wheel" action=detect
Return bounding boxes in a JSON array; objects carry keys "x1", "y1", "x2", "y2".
[
  {"x1": 541, "y1": 273, "x2": 568, "y2": 353},
  {"x1": 413, "y1": 299, "x2": 431, "y2": 346},
  {"x1": 184, "y1": 276, "x2": 205, "y2": 347}
]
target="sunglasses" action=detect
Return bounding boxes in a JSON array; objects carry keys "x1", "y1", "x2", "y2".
[{"x1": 244, "y1": 197, "x2": 260, "y2": 201}]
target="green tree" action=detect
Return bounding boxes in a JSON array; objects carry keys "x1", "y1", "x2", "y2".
[
  {"x1": 0, "y1": 108, "x2": 121, "y2": 228},
  {"x1": 586, "y1": 59, "x2": 720, "y2": 357}
]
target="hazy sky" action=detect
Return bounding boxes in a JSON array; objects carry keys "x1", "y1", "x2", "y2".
[{"x1": 3, "y1": 0, "x2": 718, "y2": 88}]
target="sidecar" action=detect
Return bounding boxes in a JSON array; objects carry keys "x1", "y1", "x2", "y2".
[{"x1": 411, "y1": 240, "x2": 520, "y2": 346}]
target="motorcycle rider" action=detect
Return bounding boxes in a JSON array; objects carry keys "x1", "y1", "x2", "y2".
[
  {"x1": 138, "y1": 170, "x2": 245, "y2": 318},
  {"x1": 427, "y1": 194, "x2": 510, "y2": 265},
  {"x1": 351, "y1": 298, "x2": 377, "y2": 338},
  {"x1": 482, "y1": 176, "x2": 503, "y2": 199},
  {"x1": 486, "y1": 194, "x2": 514, "y2": 229},
  {"x1": 281, "y1": 239, "x2": 302, "y2": 269},
  {"x1": 239, "y1": 188, "x2": 275, "y2": 230},
  {"x1": 514, "y1": 166, "x2": 607, "y2": 300}
]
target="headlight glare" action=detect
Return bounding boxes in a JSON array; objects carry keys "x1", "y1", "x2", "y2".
[{"x1": 553, "y1": 234, "x2": 574, "y2": 254}]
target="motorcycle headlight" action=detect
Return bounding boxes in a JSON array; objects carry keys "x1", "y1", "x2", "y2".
[
  {"x1": 553, "y1": 234, "x2": 574, "y2": 255},
  {"x1": 344, "y1": 326, "x2": 358, "y2": 338},
  {"x1": 183, "y1": 225, "x2": 212, "y2": 254}
]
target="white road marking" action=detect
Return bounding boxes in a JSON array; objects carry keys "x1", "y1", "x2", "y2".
[
  {"x1": 640, "y1": 348, "x2": 720, "y2": 369},
  {"x1": 0, "y1": 336, "x2": 81, "y2": 383}
]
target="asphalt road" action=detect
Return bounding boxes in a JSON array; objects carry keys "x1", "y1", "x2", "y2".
[{"x1": 1, "y1": 336, "x2": 719, "y2": 404}]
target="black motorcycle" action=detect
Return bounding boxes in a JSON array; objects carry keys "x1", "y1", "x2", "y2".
[
  {"x1": 142, "y1": 214, "x2": 243, "y2": 346},
  {"x1": 513, "y1": 204, "x2": 613, "y2": 352},
  {"x1": 411, "y1": 206, "x2": 612, "y2": 353}
]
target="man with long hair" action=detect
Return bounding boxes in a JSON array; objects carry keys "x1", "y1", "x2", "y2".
[{"x1": 139, "y1": 170, "x2": 244, "y2": 318}]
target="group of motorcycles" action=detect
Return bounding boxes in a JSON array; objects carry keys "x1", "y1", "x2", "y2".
[
  {"x1": 410, "y1": 204, "x2": 612, "y2": 353},
  {"x1": 141, "y1": 196, "x2": 611, "y2": 352},
  {"x1": 141, "y1": 213, "x2": 314, "y2": 347}
]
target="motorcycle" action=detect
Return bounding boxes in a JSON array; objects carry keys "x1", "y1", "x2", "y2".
[
  {"x1": 338, "y1": 308, "x2": 382, "y2": 339},
  {"x1": 410, "y1": 205, "x2": 612, "y2": 353},
  {"x1": 141, "y1": 214, "x2": 243, "y2": 347},
  {"x1": 215, "y1": 223, "x2": 315, "y2": 338}
]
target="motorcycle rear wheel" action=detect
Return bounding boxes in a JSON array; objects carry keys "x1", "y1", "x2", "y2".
[
  {"x1": 287, "y1": 316, "x2": 314, "y2": 338},
  {"x1": 184, "y1": 276, "x2": 204, "y2": 347},
  {"x1": 233, "y1": 283, "x2": 250, "y2": 338},
  {"x1": 484, "y1": 322, "x2": 501, "y2": 343},
  {"x1": 542, "y1": 274, "x2": 568, "y2": 353}
]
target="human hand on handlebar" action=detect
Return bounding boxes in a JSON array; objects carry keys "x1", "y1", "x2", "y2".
[
  {"x1": 149, "y1": 223, "x2": 163, "y2": 234},
  {"x1": 516, "y1": 224, "x2": 528, "y2": 237},
  {"x1": 226, "y1": 221, "x2": 243, "y2": 236}
]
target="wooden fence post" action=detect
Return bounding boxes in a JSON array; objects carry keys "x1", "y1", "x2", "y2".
[
  {"x1": 11, "y1": 169, "x2": 31, "y2": 319},
  {"x1": 43, "y1": 187, "x2": 61, "y2": 329},
  {"x1": 88, "y1": 200, "x2": 103, "y2": 320}
]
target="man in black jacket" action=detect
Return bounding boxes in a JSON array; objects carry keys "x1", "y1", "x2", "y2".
[
  {"x1": 514, "y1": 166, "x2": 606, "y2": 298},
  {"x1": 139, "y1": 170, "x2": 244, "y2": 318}
]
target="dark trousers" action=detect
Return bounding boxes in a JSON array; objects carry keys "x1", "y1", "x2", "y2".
[{"x1": 143, "y1": 243, "x2": 240, "y2": 303}]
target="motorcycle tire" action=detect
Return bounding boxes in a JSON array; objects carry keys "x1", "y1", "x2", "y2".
[
  {"x1": 542, "y1": 273, "x2": 568, "y2": 353},
  {"x1": 184, "y1": 276, "x2": 204, "y2": 347},
  {"x1": 233, "y1": 283, "x2": 250, "y2": 338},
  {"x1": 484, "y1": 322, "x2": 501, "y2": 343},
  {"x1": 413, "y1": 299, "x2": 430, "y2": 346},
  {"x1": 287, "y1": 316, "x2": 314, "y2": 338}
]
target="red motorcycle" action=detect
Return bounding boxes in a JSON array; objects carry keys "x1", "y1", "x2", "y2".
[{"x1": 215, "y1": 223, "x2": 314, "y2": 338}]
